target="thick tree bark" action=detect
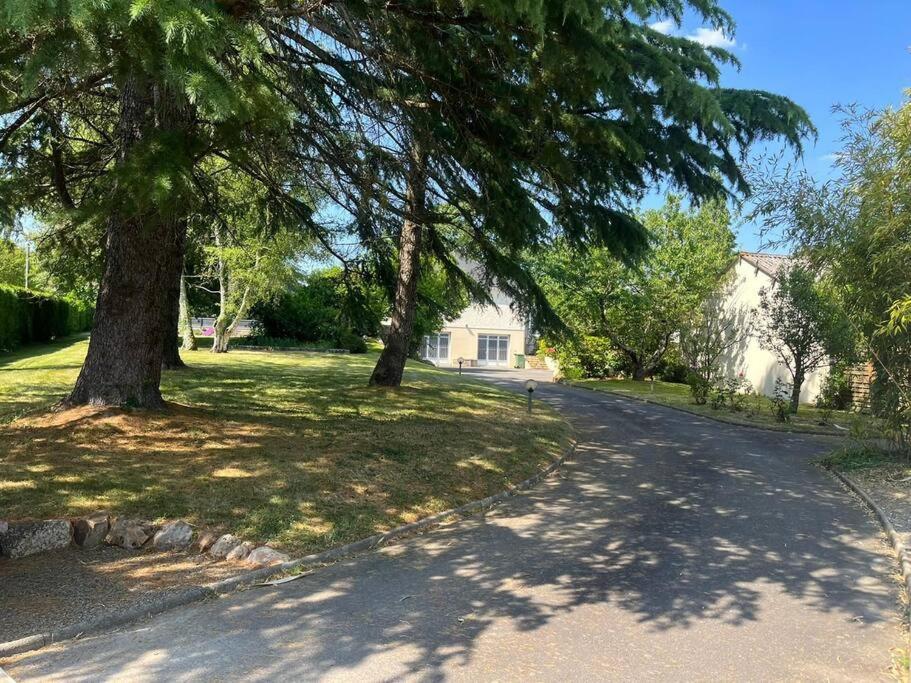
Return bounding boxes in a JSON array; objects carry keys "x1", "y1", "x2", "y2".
[
  {"x1": 65, "y1": 78, "x2": 187, "y2": 408},
  {"x1": 179, "y1": 272, "x2": 197, "y2": 351},
  {"x1": 369, "y1": 142, "x2": 427, "y2": 387}
]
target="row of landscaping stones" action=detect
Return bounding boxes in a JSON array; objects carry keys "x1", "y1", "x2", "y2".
[{"x1": 0, "y1": 514, "x2": 288, "y2": 568}]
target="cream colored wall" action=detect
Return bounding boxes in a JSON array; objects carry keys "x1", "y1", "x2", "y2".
[
  {"x1": 443, "y1": 326, "x2": 525, "y2": 367},
  {"x1": 420, "y1": 297, "x2": 527, "y2": 367},
  {"x1": 718, "y1": 257, "x2": 827, "y2": 403}
]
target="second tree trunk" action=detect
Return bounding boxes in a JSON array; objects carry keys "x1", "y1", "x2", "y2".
[{"x1": 369, "y1": 143, "x2": 427, "y2": 387}]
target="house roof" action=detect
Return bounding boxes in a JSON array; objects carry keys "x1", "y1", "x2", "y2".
[{"x1": 739, "y1": 251, "x2": 795, "y2": 280}]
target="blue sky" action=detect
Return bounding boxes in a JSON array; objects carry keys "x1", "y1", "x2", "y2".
[{"x1": 653, "y1": 0, "x2": 911, "y2": 251}]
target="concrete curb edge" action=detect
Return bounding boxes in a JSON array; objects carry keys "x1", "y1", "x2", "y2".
[
  {"x1": 0, "y1": 439, "x2": 576, "y2": 660},
  {"x1": 830, "y1": 468, "x2": 911, "y2": 624},
  {"x1": 563, "y1": 380, "x2": 847, "y2": 438}
]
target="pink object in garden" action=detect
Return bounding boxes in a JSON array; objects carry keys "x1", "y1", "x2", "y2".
[{"x1": 202, "y1": 326, "x2": 215, "y2": 337}]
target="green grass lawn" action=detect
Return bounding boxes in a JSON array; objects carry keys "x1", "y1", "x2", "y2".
[
  {"x1": 0, "y1": 338, "x2": 571, "y2": 555},
  {"x1": 565, "y1": 377, "x2": 879, "y2": 436}
]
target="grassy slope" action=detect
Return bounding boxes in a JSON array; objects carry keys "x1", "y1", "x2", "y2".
[
  {"x1": 0, "y1": 339, "x2": 571, "y2": 555},
  {"x1": 566, "y1": 377, "x2": 878, "y2": 436}
]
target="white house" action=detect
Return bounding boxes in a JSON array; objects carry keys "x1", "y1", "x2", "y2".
[
  {"x1": 717, "y1": 251, "x2": 828, "y2": 403},
  {"x1": 419, "y1": 286, "x2": 532, "y2": 368}
]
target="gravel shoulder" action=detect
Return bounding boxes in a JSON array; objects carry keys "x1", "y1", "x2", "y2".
[
  {"x1": 849, "y1": 464, "x2": 911, "y2": 554},
  {"x1": 0, "y1": 545, "x2": 241, "y2": 643}
]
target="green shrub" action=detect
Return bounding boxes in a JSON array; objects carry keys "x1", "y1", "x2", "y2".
[
  {"x1": 687, "y1": 371, "x2": 711, "y2": 405},
  {"x1": 657, "y1": 345, "x2": 689, "y2": 384},
  {"x1": 816, "y1": 364, "x2": 854, "y2": 411},
  {"x1": 252, "y1": 269, "x2": 383, "y2": 350},
  {"x1": 334, "y1": 328, "x2": 368, "y2": 353},
  {"x1": 707, "y1": 374, "x2": 753, "y2": 412},
  {"x1": 0, "y1": 284, "x2": 93, "y2": 352},
  {"x1": 659, "y1": 361, "x2": 689, "y2": 384},
  {"x1": 818, "y1": 444, "x2": 909, "y2": 471},
  {"x1": 539, "y1": 335, "x2": 620, "y2": 378},
  {"x1": 768, "y1": 378, "x2": 792, "y2": 422}
]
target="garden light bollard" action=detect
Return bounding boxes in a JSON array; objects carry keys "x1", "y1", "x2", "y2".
[
  {"x1": 525, "y1": 379, "x2": 538, "y2": 414},
  {"x1": 458, "y1": 357, "x2": 464, "y2": 375}
]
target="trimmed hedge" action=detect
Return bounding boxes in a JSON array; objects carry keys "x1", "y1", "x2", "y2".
[{"x1": 0, "y1": 284, "x2": 93, "y2": 352}]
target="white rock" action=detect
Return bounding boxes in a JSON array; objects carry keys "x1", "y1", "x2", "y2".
[
  {"x1": 153, "y1": 520, "x2": 194, "y2": 551},
  {"x1": 107, "y1": 519, "x2": 155, "y2": 549},
  {"x1": 209, "y1": 534, "x2": 242, "y2": 559},
  {"x1": 226, "y1": 541, "x2": 255, "y2": 562},
  {"x1": 244, "y1": 546, "x2": 290, "y2": 568},
  {"x1": 0, "y1": 520, "x2": 71, "y2": 559}
]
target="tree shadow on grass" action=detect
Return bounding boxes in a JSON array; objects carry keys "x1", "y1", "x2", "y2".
[{"x1": 6, "y1": 384, "x2": 903, "y2": 681}]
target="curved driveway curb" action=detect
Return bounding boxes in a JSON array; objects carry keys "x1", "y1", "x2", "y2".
[
  {"x1": 830, "y1": 469, "x2": 911, "y2": 624},
  {"x1": 0, "y1": 440, "x2": 575, "y2": 659}
]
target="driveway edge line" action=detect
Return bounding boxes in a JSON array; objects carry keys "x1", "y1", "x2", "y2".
[
  {"x1": 830, "y1": 469, "x2": 911, "y2": 622},
  {"x1": 0, "y1": 439, "x2": 576, "y2": 660},
  {"x1": 564, "y1": 381, "x2": 846, "y2": 437}
]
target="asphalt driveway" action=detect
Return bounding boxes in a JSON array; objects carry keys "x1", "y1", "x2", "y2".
[{"x1": 3, "y1": 373, "x2": 905, "y2": 681}]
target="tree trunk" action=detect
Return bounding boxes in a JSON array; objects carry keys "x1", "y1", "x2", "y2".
[
  {"x1": 790, "y1": 366, "x2": 805, "y2": 414},
  {"x1": 66, "y1": 77, "x2": 186, "y2": 408},
  {"x1": 179, "y1": 272, "x2": 197, "y2": 351},
  {"x1": 211, "y1": 224, "x2": 231, "y2": 353},
  {"x1": 212, "y1": 318, "x2": 230, "y2": 353},
  {"x1": 369, "y1": 142, "x2": 427, "y2": 387},
  {"x1": 631, "y1": 364, "x2": 648, "y2": 381},
  {"x1": 162, "y1": 223, "x2": 188, "y2": 370}
]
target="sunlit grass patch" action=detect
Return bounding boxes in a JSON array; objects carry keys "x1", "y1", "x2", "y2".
[
  {"x1": 0, "y1": 339, "x2": 572, "y2": 555},
  {"x1": 567, "y1": 377, "x2": 878, "y2": 436}
]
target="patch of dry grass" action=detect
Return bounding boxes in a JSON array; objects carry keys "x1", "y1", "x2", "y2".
[{"x1": 0, "y1": 339, "x2": 571, "y2": 555}]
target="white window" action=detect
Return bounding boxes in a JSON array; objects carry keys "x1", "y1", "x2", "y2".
[
  {"x1": 477, "y1": 335, "x2": 509, "y2": 366},
  {"x1": 421, "y1": 333, "x2": 450, "y2": 364}
]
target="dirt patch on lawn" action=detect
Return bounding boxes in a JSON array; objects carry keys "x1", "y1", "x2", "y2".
[{"x1": 0, "y1": 544, "x2": 243, "y2": 644}]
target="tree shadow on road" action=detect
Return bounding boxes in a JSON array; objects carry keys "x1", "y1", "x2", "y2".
[{"x1": 5, "y1": 388, "x2": 904, "y2": 681}]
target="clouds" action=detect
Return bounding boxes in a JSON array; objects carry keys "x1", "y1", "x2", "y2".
[
  {"x1": 687, "y1": 27, "x2": 737, "y2": 49},
  {"x1": 649, "y1": 19, "x2": 676, "y2": 35},
  {"x1": 648, "y1": 19, "x2": 738, "y2": 50}
]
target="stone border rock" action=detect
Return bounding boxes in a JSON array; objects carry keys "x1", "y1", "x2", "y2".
[
  {"x1": 0, "y1": 439, "x2": 576, "y2": 659},
  {"x1": 564, "y1": 380, "x2": 848, "y2": 437},
  {"x1": 829, "y1": 469, "x2": 911, "y2": 624}
]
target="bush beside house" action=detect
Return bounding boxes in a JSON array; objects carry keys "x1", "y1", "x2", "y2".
[{"x1": 0, "y1": 284, "x2": 93, "y2": 352}]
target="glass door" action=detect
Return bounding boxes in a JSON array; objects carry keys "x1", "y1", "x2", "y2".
[
  {"x1": 421, "y1": 333, "x2": 450, "y2": 364},
  {"x1": 477, "y1": 335, "x2": 509, "y2": 366}
]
